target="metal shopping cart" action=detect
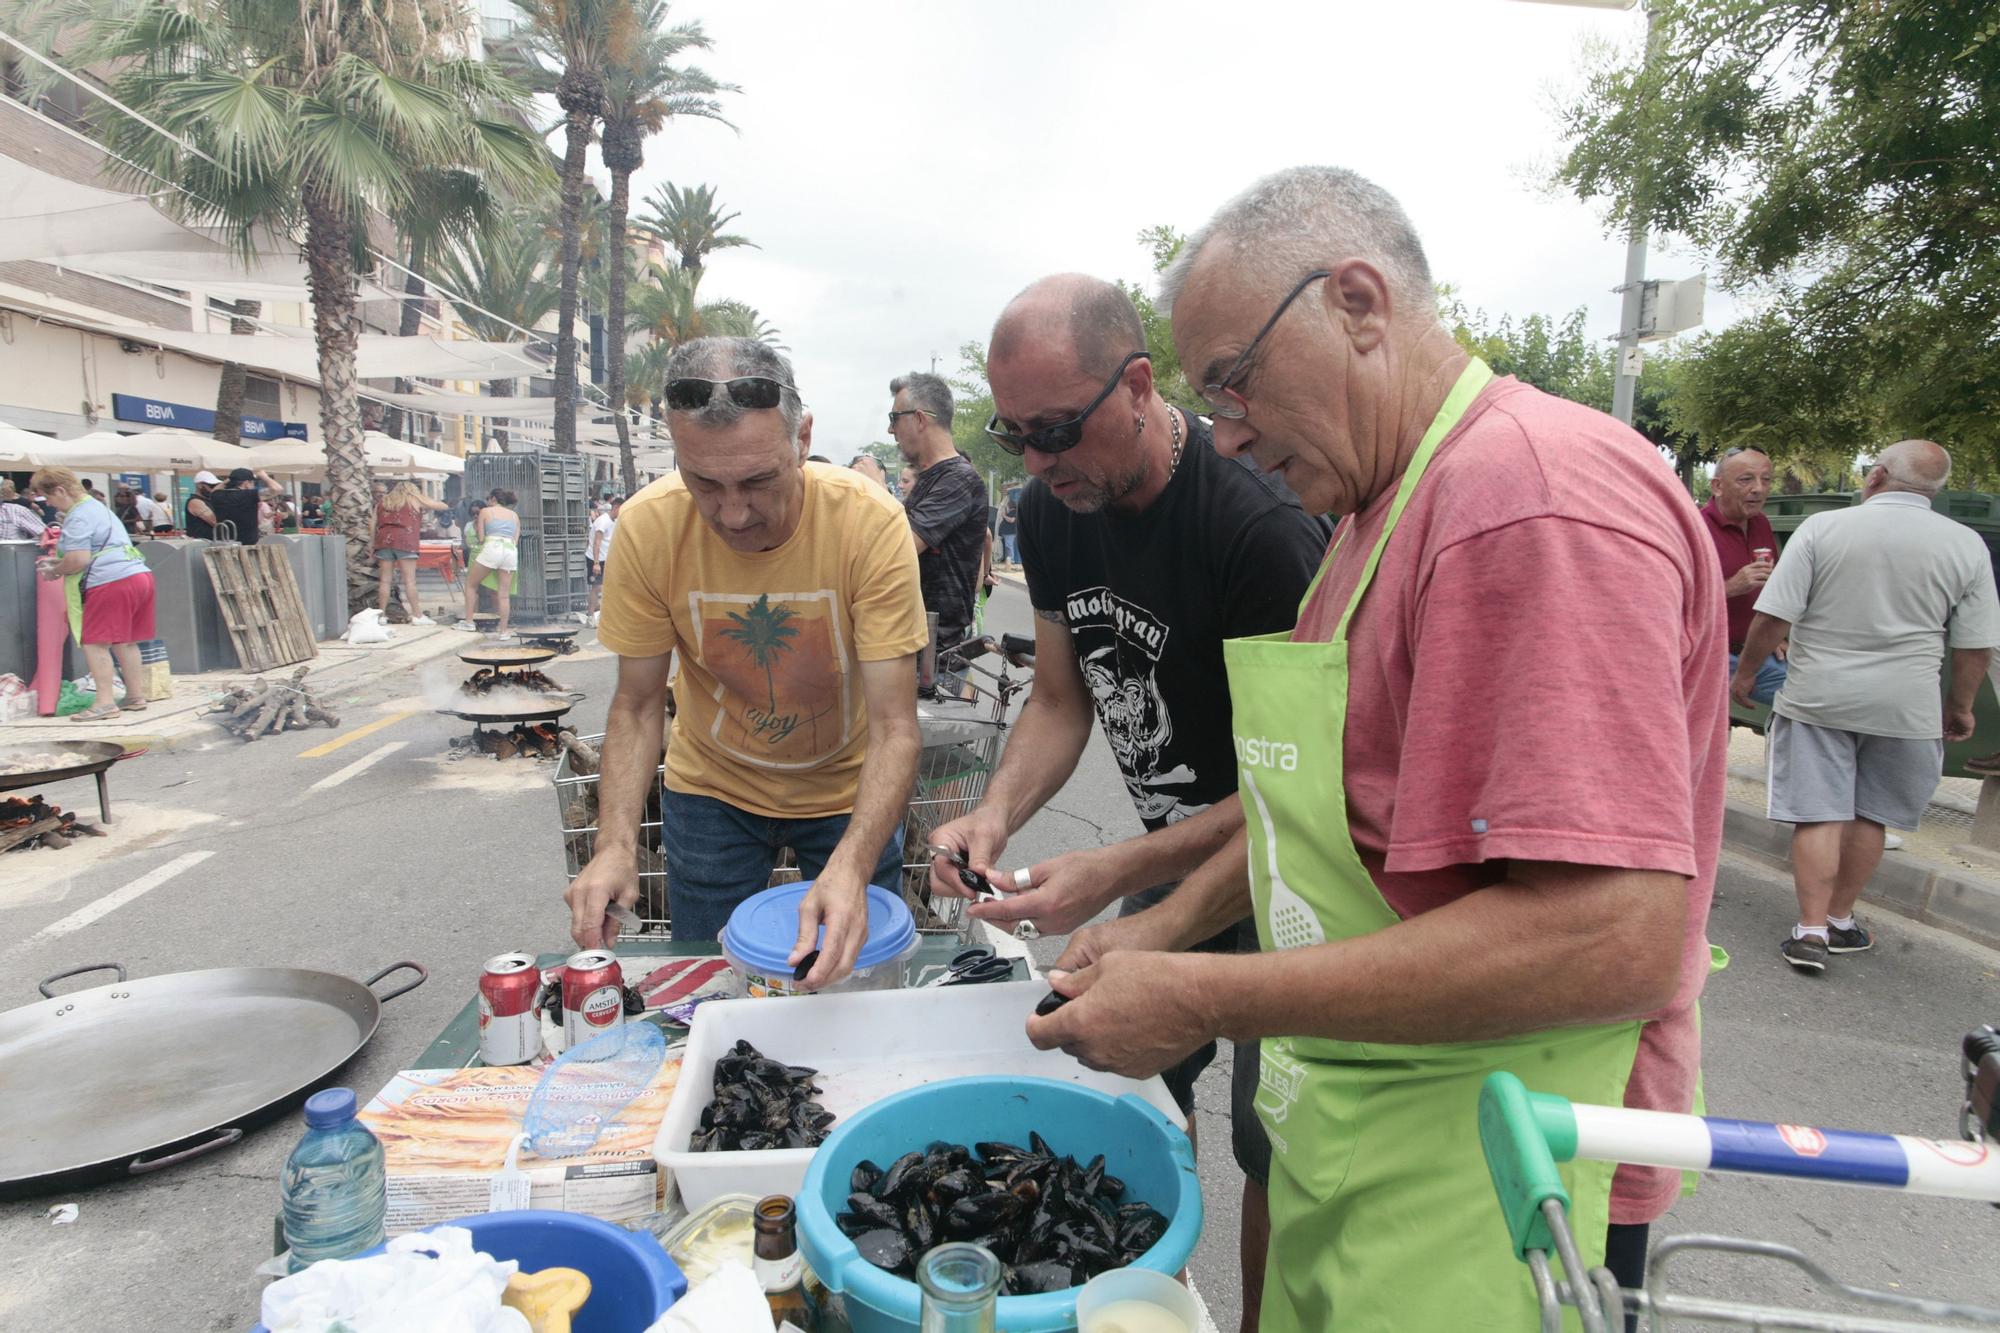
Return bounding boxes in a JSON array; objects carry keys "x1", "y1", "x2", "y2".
[
  {"x1": 1478, "y1": 1027, "x2": 2000, "y2": 1331},
  {"x1": 899, "y1": 632, "x2": 1034, "y2": 939}
]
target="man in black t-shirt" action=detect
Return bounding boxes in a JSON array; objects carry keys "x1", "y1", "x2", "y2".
[
  {"x1": 890, "y1": 371, "x2": 988, "y2": 665},
  {"x1": 925, "y1": 274, "x2": 1328, "y2": 1331}
]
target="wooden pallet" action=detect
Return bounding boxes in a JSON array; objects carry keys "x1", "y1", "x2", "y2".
[{"x1": 203, "y1": 544, "x2": 318, "y2": 672}]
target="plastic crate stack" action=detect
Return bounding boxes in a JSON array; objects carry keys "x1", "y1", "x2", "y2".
[{"x1": 467, "y1": 451, "x2": 590, "y2": 620}]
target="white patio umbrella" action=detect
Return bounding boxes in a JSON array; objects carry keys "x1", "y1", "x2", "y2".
[
  {"x1": 21, "y1": 428, "x2": 218, "y2": 472},
  {"x1": 0, "y1": 422, "x2": 55, "y2": 467}
]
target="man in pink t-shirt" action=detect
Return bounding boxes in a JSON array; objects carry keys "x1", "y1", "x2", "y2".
[{"x1": 1030, "y1": 166, "x2": 1727, "y2": 1329}]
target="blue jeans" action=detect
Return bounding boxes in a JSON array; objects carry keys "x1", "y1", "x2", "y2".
[
  {"x1": 1729, "y1": 650, "x2": 1788, "y2": 707},
  {"x1": 658, "y1": 787, "x2": 905, "y2": 942},
  {"x1": 1001, "y1": 533, "x2": 1018, "y2": 564}
]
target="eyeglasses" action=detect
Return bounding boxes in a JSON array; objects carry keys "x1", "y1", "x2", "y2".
[
  {"x1": 664, "y1": 375, "x2": 797, "y2": 412},
  {"x1": 887, "y1": 408, "x2": 926, "y2": 429},
  {"x1": 984, "y1": 350, "x2": 1149, "y2": 457},
  {"x1": 1199, "y1": 270, "x2": 1332, "y2": 419}
]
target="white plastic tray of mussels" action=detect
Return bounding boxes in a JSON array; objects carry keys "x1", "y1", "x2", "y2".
[{"x1": 655, "y1": 980, "x2": 1186, "y2": 1210}]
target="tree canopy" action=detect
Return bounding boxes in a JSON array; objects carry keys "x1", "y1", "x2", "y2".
[{"x1": 1555, "y1": 0, "x2": 2000, "y2": 477}]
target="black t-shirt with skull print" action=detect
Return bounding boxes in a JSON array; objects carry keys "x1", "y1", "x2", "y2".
[{"x1": 1019, "y1": 411, "x2": 1332, "y2": 832}]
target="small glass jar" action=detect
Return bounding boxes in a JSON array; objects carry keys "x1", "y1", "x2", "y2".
[{"x1": 918, "y1": 1242, "x2": 1003, "y2": 1333}]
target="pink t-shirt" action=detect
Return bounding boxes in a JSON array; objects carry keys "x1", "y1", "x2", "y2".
[{"x1": 1292, "y1": 376, "x2": 1727, "y2": 1224}]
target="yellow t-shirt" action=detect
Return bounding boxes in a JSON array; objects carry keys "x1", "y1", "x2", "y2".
[{"x1": 598, "y1": 463, "x2": 928, "y2": 819}]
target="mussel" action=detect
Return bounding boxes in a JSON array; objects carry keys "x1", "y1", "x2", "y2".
[
  {"x1": 833, "y1": 1130, "x2": 1171, "y2": 1290},
  {"x1": 690, "y1": 1038, "x2": 835, "y2": 1153}
]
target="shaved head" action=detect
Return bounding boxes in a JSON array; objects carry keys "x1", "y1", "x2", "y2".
[
  {"x1": 1876, "y1": 439, "x2": 1951, "y2": 495},
  {"x1": 991, "y1": 273, "x2": 1144, "y2": 380}
]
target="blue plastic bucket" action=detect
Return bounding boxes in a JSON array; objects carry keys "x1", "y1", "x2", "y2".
[
  {"x1": 720, "y1": 881, "x2": 917, "y2": 996},
  {"x1": 252, "y1": 1210, "x2": 685, "y2": 1333},
  {"x1": 796, "y1": 1076, "x2": 1202, "y2": 1333}
]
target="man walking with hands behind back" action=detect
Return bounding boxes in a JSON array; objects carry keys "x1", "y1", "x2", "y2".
[{"x1": 1734, "y1": 440, "x2": 2000, "y2": 973}]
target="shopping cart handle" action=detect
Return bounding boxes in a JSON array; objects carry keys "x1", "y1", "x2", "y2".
[{"x1": 1479, "y1": 1071, "x2": 1580, "y2": 1262}]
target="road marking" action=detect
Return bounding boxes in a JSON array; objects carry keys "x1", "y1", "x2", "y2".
[
  {"x1": 306, "y1": 741, "x2": 407, "y2": 792},
  {"x1": 14, "y1": 850, "x2": 214, "y2": 952},
  {"x1": 297, "y1": 709, "x2": 417, "y2": 759}
]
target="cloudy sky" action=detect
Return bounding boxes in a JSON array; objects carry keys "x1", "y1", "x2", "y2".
[{"x1": 608, "y1": 0, "x2": 1723, "y2": 452}]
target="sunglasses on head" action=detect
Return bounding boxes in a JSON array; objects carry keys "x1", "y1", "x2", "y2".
[
  {"x1": 664, "y1": 375, "x2": 796, "y2": 412},
  {"x1": 984, "y1": 350, "x2": 1149, "y2": 457}
]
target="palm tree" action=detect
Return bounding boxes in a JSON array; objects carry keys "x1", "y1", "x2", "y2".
[
  {"x1": 428, "y1": 210, "x2": 563, "y2": 452},
  {"x1": 381, "y1": 169, "x2": 492, "y2": 441},
  {"x1": 638, "y1": 182, "x2": 756, "y2": 274},
  {"x1": 212, "y1": 298, "x2": 262, "y2": 445},
  {"x1": 32, "y1": 0, "x2": 550, "y2": 609},
  {"x1": 503, "y1": 0, "x2": 637, "y2": 453},
  {"x1": 629, "y1": 263, "x2": 779, "y2": 348},
  {"x1": 718, "y1": 594, "x2": 799, "y2": 717},
  {"x1": 599, "y1": 1, "x2": 730, "y2": 495}
]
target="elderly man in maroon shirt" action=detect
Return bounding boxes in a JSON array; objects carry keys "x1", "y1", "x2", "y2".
[{"x1": 1702, "y1": 446, "x2": 1788, "y2": 706}]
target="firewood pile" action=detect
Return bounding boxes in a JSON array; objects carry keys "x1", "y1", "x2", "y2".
[
  {"x1": 465, "y1": 665, "x2": 565, "y2": 695},
  {"x1": 211, "y1": 666, "x2": 340, "y2": 741},
  {"x1": 475, "y1": 721, "x2": 568, "y2": 761},
  {"x1": 1, "y1": 794, "x2": 105, "y2": 853}
]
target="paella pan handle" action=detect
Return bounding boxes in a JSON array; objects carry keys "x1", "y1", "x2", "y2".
[
  {"x1": 365, "y1": 961, "x2": 428, "y2": 1003},
  {"x1": 37, "y1": 962, "x2": 127, "y2": 999},
  {"x1": 128, "y1": 1126, "x2": 243, "y2": 1176}
]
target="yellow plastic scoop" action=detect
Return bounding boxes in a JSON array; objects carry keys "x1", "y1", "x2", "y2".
[{"x1": 503, "y1": 1266, "x2": 592, "y2": 1333}]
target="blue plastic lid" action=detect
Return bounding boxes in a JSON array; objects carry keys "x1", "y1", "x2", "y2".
[
  {"x1": 721, "y1": 881, "x2": 915, "y2": 976},
  {"x1": 304, "y1": 1087, "x2": 358, "y2": 1128}
]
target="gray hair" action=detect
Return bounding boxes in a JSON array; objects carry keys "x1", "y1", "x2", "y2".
[
  {"x1": 664, "y1": 336, "x2": 804, "y2": 442},
  {"x1": 1159, "y1": 166, "x2": 1435, "y2": 318},
  {"x1": 1876, "y1": 439, "x2": 1952, "y2": 496},
  {"x1": 889, "y1": 371, "x2": 954, "y2": 431}
]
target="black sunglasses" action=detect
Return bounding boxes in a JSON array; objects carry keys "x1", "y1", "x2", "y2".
[
  {"x1": 984, "y1": 351, "x2": 1149, "y2": 456},
  {"x1": 665, "y1": 375, "x2": 797, "y2": 412}
]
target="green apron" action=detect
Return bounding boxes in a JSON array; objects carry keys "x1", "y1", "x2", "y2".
[
  {"x1": 1224, "y1": 359, "x2": 1643, "y2": 1330},
  {"x1": 61, "y1": 498, "x2": 145, "y2": 642}
]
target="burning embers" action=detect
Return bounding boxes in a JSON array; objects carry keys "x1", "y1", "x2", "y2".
[
  {"x1": 1, "y1": 795, "x2": 104, "y2": 852},
  {"x1": 472, "y1": 721, "x2": 566, "y2": 761},
  {"x1": 463, "y1": 666, "x2": 565, "y2": 695}
]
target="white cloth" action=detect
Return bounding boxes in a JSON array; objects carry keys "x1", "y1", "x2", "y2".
[
  {"x1": 1756, "y1": 490, "x2": 2000, "y2": 738},
  {"x1": 589, "y1": 512, "x2": 616, "y2": 561},
  {"x1": 641, "y1": 1262, "x2": 774, "y2": 1333},
  {"x1": 258, "y1": 1226, "x2": 529, "y2": 1333}
]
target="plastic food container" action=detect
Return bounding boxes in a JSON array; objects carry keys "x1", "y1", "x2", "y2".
[
  {"x1": 654, "y1": 983, "x2": 1185, "y2": 1212},
  {"x1": 794, "y1": 1076, "x2": 1203, "y2": 1333},
  {"x1": 719, "y1": 882, "x2": 918, "y2": 998},
  {"x1": 659, "y1": 1192, "x2": 760, "y2": 1288}
]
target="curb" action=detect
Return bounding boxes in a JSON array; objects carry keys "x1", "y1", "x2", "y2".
[
  {"x1": 1723, "y1": 798, "x2": 2000, "y2": 950},
  {"x1": 10, "y1": 622, "x2": 488, "y2": 752}
]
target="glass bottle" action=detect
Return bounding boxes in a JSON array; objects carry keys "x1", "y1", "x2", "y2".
[
  {"x1": 918, "y1": 1242, "x2": 1002, "y2": 1333},
  {"x1": 753, "y1": 1194, "x2": 815, "y2": 1330}
]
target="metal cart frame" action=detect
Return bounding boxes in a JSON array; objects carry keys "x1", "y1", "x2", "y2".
[{"x1": 1479, "y1": 1031, "x2": 2000, "y2": 1332}]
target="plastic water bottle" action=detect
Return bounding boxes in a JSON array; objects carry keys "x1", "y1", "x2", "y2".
[{"x1": 280, "y1": 1088, "x2": 386, "y2": 1271}]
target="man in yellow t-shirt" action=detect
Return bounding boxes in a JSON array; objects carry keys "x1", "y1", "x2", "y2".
[{"x1": 564, "y1": 337, "x2": 927, "y2": 989}]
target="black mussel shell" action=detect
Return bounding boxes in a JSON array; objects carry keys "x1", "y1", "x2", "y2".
[
  {"x1": 945, "y1": 1189, "x2": 1026, "y2": 1238},
  {"x1": 1005, "y1": 1260, "x2": 1074, "y2": 1296},
  {"x1": 792, "y1": 949, "x2": 820, "y2": 982},
  {"x1": 854, "y1": 1227, "x2": 912, "y2": 1273},
  {"x1": 879, "y1": 1149, "x2": 926, "y2": 1199},
  {"x1": 1118, "y1": 1204, "x2": 1170, "y2": 1257},
  {"x1": 851, "y1": 1159, "x2": 882, "y2": 1194},
  {"x1": 1033, "y1": 989, "x2": 1070, "y2": 1017},
  {"x1": 844, "y1": 1192, "x2": 900, "y2": 1230}
]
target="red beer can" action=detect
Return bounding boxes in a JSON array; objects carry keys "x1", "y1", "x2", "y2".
[
  {"x1": 561, "y1": 949, "x2": 625, "y2": 1047},
  {"x1": 1752, "y1": 546, "x2": 1775, "y2": 563},
  {"x1": 478, "y1": 952, "x2": 543, "y2": 1066}
]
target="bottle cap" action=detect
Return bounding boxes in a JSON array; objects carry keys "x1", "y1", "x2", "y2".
[{"x1": 304, "y1": 1087, "x2": 358, "y2": 1128}]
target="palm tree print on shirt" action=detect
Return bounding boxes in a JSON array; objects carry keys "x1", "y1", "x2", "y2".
[{"x1": 718, "y1": 595, "x2": 800, "y2": 718}]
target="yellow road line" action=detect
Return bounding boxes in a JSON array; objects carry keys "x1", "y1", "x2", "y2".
[{"x1": 298, "y1": 709, "x2": 418, "y2": 759}]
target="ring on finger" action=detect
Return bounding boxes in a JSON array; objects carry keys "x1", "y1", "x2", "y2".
[{"x1": 1011, "y1": 867, "x2": 1033, "y2": 891}]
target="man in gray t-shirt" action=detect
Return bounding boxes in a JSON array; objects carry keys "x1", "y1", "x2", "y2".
[{"x1": 1732, "y1": 440, "x2": 2000, "y2": 974}]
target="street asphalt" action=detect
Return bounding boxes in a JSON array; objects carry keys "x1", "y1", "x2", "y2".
[{"x1": 1, "y1": 580, "x2": 1997, "y2": 1331}]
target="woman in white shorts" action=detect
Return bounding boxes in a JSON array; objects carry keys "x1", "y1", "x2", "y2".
[{"x1": 459, "y1": 487, "x2": 521, "y2": 637}]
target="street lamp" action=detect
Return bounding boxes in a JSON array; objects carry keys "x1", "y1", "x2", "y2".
[{"x1": 1509, "y1": 0, "x2": 1658, "y2": 425}]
